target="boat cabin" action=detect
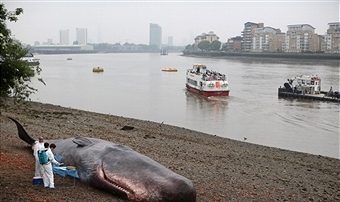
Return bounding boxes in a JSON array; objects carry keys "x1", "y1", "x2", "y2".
[
  {"x1": 192, "y1": 64, "x2": 207, "y2": 74},
  {"x1": 290, "y1": 75, "x2": 321, "y2": 94}
]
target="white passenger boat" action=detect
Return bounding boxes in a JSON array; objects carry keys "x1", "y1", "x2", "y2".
[{"x1": 186, "y1": 64, "x2": 229, "y2": 97}]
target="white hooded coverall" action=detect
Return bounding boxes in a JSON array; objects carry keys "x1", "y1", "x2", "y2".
[
  {"x1": 32, "y1": 141, "x2": 44, "y2": 178},
  {"x1": 40, "y1": 148, "x2": 61, "y2": 188}
]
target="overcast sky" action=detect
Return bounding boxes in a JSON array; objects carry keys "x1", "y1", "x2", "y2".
[{"x1": 3, "y1": 0, "x2": 339, "y2": 46}]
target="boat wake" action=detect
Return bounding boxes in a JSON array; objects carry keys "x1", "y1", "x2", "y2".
[
  {"x1": 274, "y1": 111, "x2": 337, "y2": 134},
  {"x1": 207, "y1": 96, "x2": 229, "y2": 102}
]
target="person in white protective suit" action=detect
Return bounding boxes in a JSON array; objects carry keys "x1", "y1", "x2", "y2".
[
  {"x1": 40, "y1": 142, "x2": 62, "y2": 188},
  {"x1": 32, "y1": 136, "x2": 45, "y2": 178}
]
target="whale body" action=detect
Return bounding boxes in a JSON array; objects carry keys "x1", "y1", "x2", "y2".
[{"x1": 8, "y1": 117, "x2": 196, "y2": 202}]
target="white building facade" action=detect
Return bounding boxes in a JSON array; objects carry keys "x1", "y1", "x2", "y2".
[
  {"x1": 252, "y1": 27, "x2": 284, "y2": 52},
  {"x1": 324, "y1": 22, "x2": 340, "y2": 53},
  {"x1": 285, "y1": 24, "x2": 320, "y2": 53},
  {"x1": 194, "y1": 31, "x2": 219, "y2": 46}
]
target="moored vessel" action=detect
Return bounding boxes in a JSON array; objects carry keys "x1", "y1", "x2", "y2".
[
  {"x1": 21, "y1": 53, "x2": 40, "y2": 66},
  {"x1": 278, "y1": 75, "x2": 339, "y2": 102},
  {"x1": 93, "y1": 66, "x2": 104, "y2": 73},
  {"x1": 161, "y1": 67, "x2": 177, "y2": 72},
  {"x1": 160, "y1": 48, "x2": 168, "y2": 55},
  {"x1": 186, "y1": 64, "x2": 229, "y2": 97}
]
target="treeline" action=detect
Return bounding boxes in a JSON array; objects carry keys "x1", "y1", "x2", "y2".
[{"x1": 91, "y1": 43, "x2": 184, "y2": 53}]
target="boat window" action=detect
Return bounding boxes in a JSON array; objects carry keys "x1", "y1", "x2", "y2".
[{"x1": 187, "y1": 78, "x2": 197, "y2": 86}]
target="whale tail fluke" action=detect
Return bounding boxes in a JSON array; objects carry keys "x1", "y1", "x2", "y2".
[{"x1": 7, "y1": 117, "x2": 36, "y2": 145}]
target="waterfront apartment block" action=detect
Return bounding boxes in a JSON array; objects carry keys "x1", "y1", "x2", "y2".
[
  {"x1": 215, "y1": 22, "x2": 340, "y2": 54},
  {"x1": 241, "y1": 22, "x2": 264, "y2": 52},
  {"x1": 224, "y1": 36, "x2": 242, "y2": 52},
  {"x1": 323, "y1": 22, "x2": 340, "y2": 53},
  {"x1": 149, "y1": 23, "x2": 162, "y2": 49},
  {"x1": 251, "y1": 27, "x2": 285, "y2": 52},
  {"x1": 284, "y1": 24, "x2": 320, "y2": 53},
  {"x1": 194, "y1": 31, "x2": 219, "y2": 46}
]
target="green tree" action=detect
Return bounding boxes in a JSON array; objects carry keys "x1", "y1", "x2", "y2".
[
  {"x1": 185, "y1": 44, "x2": 192, "y2": 50},
  {"x1": 197, "y1": 40, "x2": 211, "y2": 51},
  {"x1": 210, "y1": 40, "x2": 222, "y2": 51},
  {"x1": 0, "y1": 4, "x2": 41, "y2": 99},
  {"x1": 184, "y1": 44, "x2": 194, "y2": 53}
]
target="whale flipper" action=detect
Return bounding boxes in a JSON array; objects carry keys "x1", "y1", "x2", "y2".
[{"x1": 7, "y1": 117, "x2": 36, "y2": 145}]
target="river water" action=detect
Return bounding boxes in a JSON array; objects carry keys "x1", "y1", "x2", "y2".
[{"x1": 30, "y1": 53, "x2": 340, "y2": 159}]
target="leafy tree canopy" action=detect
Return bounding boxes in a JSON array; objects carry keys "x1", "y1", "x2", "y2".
[
  {"x1": 210, "y1": 40, "x2": 222, "y2": 51},
  {"x1": 0, "y1": 3, "x2": 41, "y2": 100},
  {"x1": 197, "y1": 40, "x2": 211, "y2": 51}
]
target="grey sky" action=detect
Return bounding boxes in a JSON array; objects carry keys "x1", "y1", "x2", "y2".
[{"x1": 4, "y1": 0, "x2": 339, "y2": 46}]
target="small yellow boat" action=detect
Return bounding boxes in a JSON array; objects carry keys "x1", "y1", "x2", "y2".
[
  {"x1": 161, "y1": 67, "x2": 177, "y2": 72},
  {"x1": 93, "y1": 67, "x2": 104, "y2": 73}
]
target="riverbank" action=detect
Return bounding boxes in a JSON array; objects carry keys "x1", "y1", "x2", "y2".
[
  {"x1": 0, "y1": 99, "x2": 339, "y2": 201},
  {"x1": 183, "y1": 51, "x2": 340, "y2": 61}
]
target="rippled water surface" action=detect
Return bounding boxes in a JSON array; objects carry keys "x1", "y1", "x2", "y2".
[{"x1": 31, "y1": 53, "x2": 340, "y2": 158}]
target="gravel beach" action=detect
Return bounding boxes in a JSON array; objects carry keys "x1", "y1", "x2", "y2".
[{"x1": 0, "y1": 99, "x2": 339, "y2": 202}]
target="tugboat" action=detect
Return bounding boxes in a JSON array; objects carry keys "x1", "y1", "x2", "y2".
[
  {"x1": 186, "y1": 64, "x2": 229, "y2": 97},
  {"x1": 278, "y1": 75, "x2": 340, "y2": 102}
]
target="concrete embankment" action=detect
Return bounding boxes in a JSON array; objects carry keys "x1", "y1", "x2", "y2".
[{"x1": 183, "y1": 51, "x2": 340, "y2": 60}]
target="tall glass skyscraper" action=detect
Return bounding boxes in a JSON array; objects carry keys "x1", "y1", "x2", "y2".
[{"x1": 149, "y1": 23, "x2": 162, "y2": 49}]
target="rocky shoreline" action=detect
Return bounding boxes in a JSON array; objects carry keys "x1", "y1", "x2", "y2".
[{"x1": 1, "y1": 99, "x2": 339, "y2": 201}]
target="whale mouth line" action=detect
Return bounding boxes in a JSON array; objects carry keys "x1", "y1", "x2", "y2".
[{"x1": 101, "y1": 164, "x2": 133, "y2": 196}]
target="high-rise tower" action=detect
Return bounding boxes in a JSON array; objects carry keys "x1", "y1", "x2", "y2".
[
  {"x1": 59, "y1": 29, "x2": 69, "y2": 45},
  {"x1": 149, "y1": 23, "x2": 162, "y2": 49},
  {"x1": 76, "y1": 28, "x2": 87, "y2": 45}
]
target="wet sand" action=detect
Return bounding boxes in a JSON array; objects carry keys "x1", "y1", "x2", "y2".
[{"x1": 1, "y1": 98, "x2": 339, "y2": 201}]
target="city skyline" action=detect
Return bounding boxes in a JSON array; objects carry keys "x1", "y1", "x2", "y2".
[{"x1": 4, "y1": 1, "x2": 339, "y2": 46}]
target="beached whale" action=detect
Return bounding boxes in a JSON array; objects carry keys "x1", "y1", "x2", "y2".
[{"x1": 8, "y1": 117, "x2": 196, "y2": 202}]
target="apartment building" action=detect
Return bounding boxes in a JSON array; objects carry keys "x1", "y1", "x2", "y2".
[
  {"x1": 194, "y1": 31, "x2": 219, "y2": 46},
  {"x1": 252, "y1": 27, "x2": 285, "y2": 52},
  {"x1": 285, "y1": 24, "x2": 320, "y2": 52},
  {"x1": 324, "y1": 22, "x2": 340, "y2": 53},
  {"x1": 224, "y1": 36, "x2": 242, "y2": 52},
  {"x1": 241, "y1": 22, "x2": 264, "y2": 52}
]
